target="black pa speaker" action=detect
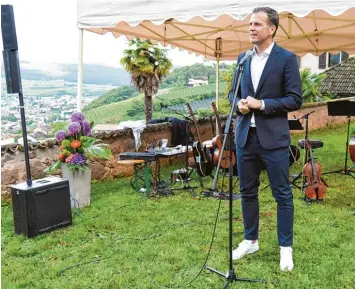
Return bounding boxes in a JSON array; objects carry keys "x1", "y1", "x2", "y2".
[
  {"x1": 1, "y1": 4, "x2": 21, "y2": 93},
  {"x1": 1, "y1": 5, "x2": 18, "y2": 50},
  {"x1": 11, "y1": 177, "x2": 72, "y2": 238}
]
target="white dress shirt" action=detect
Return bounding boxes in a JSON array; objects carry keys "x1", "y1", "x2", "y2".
[{"x1": 249, "y1": 41, "x2": 274, "y2": 127}]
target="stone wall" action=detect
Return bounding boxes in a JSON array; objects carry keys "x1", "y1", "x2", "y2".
[{"x1": 1, "y1": 98, "x2": 353, "y2": 198}]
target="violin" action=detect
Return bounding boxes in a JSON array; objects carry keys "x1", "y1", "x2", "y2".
[{"x1": 303, "y1": 140, "x2": 327, "y2": 201}]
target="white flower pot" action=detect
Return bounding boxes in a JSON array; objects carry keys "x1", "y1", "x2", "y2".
[{"x1": 61, "y1": 164, "x2": 91, "y2": 208}]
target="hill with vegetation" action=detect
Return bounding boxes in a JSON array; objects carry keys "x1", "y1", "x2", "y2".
[
  {"x1": 1, "y1": 61, "x2": 131, "y2": 86},
  {"x1": 83, "y1": 85, "x2": 139, "y2": 111},
  {"x1": 83, "y1": 63, "x2": 230, "y2": 123},
  {"x1": 84, "y1": 82, "x2": 228, "y2": 124},
  {"x1": 160, "y1": 63, "x2": 218, "y2": 89},
  {"x1": 84, "y1": 63, "x2": 222, "y2": 110}
]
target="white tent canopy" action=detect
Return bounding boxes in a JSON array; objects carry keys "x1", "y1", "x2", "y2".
[
  {"x1": 77, "y1": 0, "x2": 355, "y2": 61},
  {"x1": 76, "y1": 0, "x2": 355, "y2": 111}
]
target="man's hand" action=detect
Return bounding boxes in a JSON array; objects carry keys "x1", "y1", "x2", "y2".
[
  {"x1": 246, "y1": 96, "x2": 262, "y2": 109},
  {"x1": 238, "y1": 99, "x2": 250, "y2": 115}
]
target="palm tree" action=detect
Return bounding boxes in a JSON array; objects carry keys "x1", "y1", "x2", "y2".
[
  {"x1": 300, "y1": 68, "x2": 326, "y2": 103},
  {"x1": 120, "y1": 38, "x2": 172, "y2": 123}
]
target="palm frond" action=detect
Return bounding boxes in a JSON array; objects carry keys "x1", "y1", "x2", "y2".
[{"x1": 83, "y1": 145, "x2": 112, "y2": 160}]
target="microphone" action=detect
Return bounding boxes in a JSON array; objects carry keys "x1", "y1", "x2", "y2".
[{"x1": 238, "y1": 50, "x2": 253, "y2": 66}]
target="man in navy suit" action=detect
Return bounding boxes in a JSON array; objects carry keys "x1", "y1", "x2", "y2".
[{"x1": 228, "y1": 7, "x2": 302, "y2": 271}]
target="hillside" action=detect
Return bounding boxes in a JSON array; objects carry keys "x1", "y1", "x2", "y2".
[
  {"x1": 84, "y1": 82, "x2": 228, "y2": 124},
  {"x1": 84, "y1": 63, "x2": 225, "y2": 110},
  {"x1": 83, "y1": 85, "x2": 139, "y2": 111},
  {"x1": 1, "y1": 61, "x2": 130, "y2": 86}
]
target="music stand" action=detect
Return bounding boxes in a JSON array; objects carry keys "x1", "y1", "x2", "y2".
[
  {"x1": 323, "y1": 100, "x2": 355, "y2": 179},
  {"x1": 288, "y1": 119, "x2": 304, "y2": 131}
]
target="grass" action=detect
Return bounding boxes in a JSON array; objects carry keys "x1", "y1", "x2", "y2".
[{"x1": 2, "y1": 122, "x2": 355, "y2": 289}]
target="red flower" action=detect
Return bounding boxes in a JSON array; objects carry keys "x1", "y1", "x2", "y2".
[
  {"x1": 58, "y1": 153, "x2": 66, "y2": 161},
  {"x1": 70, "y1": 140, "x2": 81, "y2": 149}
]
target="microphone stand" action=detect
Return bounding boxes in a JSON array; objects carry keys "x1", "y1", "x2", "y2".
[
  {"x1": 161, "y1": 106, "x2": 199, "y2": 198},
  {"x1": 205, "y1": 62, "x2": 264, "y2": 287}
]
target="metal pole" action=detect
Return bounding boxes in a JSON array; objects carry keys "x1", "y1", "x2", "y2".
[
  {"x1": 216, "y1": 54, "x2": 220, "y2": 134},
  {"x1": 77, "y1": 28, "x2": 84, "y2": 112}
]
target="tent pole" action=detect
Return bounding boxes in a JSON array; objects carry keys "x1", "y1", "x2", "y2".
[
  {"x1": 77, "y1": 28, "x2": 84, "y2": 112},
  {"x1": 215, "y1": 54, "x2": 220, "y2": 134}
]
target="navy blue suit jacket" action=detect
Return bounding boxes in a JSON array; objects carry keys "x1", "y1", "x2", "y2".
[{"x1": 228, "y1": 43, "x2": 302, "y2": 150}]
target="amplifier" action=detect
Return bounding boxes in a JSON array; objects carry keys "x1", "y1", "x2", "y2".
[{"x1": 11, "y1": 177, "x2": 72, "y2": 238}]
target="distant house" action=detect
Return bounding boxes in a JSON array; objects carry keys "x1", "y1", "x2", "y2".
[
  {"x1": 318, "y1": 56, "x2": 355, "y2": 99},
  {"x1": 187, "y1": 77, "x2": 208, "y2": 87}
]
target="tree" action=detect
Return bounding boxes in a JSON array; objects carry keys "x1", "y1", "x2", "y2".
[
  {"x1": 120, "y1": 38, "x2": 173, "y2": 123},
  {"x1": 300, "y1": 68, "x2": 326, "y2": 103},
  {"x1": 50, "y1": 121, "x2": 67, "y2": 136},
  {"x1": 222, "y1": 63, "x2": 237, "y2": 96},
  {"x1": 196, "y1": 108, "x2": 213, "y2": 118},
  {"x1": 6, "y1": 115, "x2": 17, "y2": 122}
]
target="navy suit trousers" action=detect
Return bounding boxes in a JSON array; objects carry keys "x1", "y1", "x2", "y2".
[{"x1": 236, "y1": 128, "x2": 294, "y2": 247}]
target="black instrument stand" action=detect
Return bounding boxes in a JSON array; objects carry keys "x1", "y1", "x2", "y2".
[
  {"x1": 204, "y1": 63, "x2": 264, "y2": 288},
  {"x1": 322, "y1": 100, "x2": 355, "y2": 180},
  {"x1": 290, "y1": 110, "x2": 316, "y2": 190},
  {"x1": 162, "y1": 107, "x2": 199, "y2": 198}
]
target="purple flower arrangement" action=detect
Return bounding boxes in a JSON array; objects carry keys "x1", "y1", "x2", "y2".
[
  {"x1": 55, "y1": 130, "x2": 67, "y2": 142},
  {"x1": 68, "y1": 122, "x2": 82, "y2": 135},
  {"x1": 71, "y1": 112, "x2": 86, "y2": 123},
  {"x1": 45, "y1": 112, "x2": 112, "y2": 174},
  {"x1": 82, "y1": 121, "x2": 91, "y2": 136},
  {"x1": 67, "y1": 153, "x2": 87, "y2": 165}
]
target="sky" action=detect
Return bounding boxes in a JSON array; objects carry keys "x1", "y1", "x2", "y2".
[{"x1": 1, "y1": 0, "x2": 206, "y2": 67}]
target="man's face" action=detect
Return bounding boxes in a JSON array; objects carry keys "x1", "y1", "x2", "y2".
[{"x1": 249, "y1": 12, "x2": 276, "y2": 45}]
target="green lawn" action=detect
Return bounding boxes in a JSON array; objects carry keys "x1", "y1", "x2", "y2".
[{"x1": 2, "y1": 122, "x2": 355, "y2": 289}]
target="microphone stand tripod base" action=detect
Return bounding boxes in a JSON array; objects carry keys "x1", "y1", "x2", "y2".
[{"x1": 205, "y1": 266, "x2": 264, "y2": 289}]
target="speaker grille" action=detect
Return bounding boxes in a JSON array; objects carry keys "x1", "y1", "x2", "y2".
[
  {"x1": 12, "y1": 190, "x2": 28, "y2": 235},
  {"x1": 1, "y1": 5, "x2": 18, "y2": 50}
]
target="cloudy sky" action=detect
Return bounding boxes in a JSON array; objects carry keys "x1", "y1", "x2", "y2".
[{"x1": 1, "y1": 0, "x2": 205, "y2": 67}]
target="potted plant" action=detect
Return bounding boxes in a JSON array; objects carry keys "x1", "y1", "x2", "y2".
[
  {"x1": 45, "y1": 112, "x2": 112, "y2": 208},
  {"x1": 349, "y1": 127, "x2": 355, "y2": 163}
]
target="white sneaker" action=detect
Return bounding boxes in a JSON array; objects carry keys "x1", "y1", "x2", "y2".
[
  {"x1": 280, "y1": 246, "x2": 294, "y2": 272},
  {"x1": 232, "y1": 240, "x2": 259, "y2": 260}
]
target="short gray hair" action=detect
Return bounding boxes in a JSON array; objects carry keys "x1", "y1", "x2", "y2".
[{"x1": 252, "y1": 7, "x2": 279, "y2": 38}]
